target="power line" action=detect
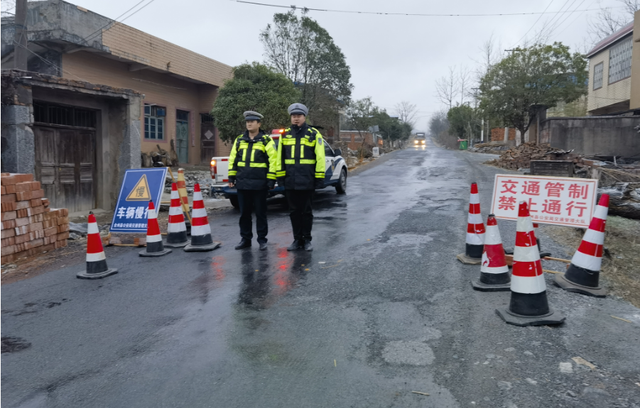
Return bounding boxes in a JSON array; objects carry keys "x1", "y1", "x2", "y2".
[
  {"x1": 512, "y1": 0, "x2": 555, "y2": 47},
  {"x1": 549, "y1": 0, "x2": 589, "y2": 38},
  {"x1": 233, "y1": 0, "x2": 610, "y2": 17},
  {"x1": 83, "y1": 0, "x2": 156, "y2": 44}
]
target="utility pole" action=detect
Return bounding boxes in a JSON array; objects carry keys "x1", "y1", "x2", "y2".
[{"x1": 14, "y1": 0, "x2": 28, "y2": 71}]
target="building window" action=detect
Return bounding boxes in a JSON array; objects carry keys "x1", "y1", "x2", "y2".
[
  {"x1": 593, "y1": 62, "x2": 603, "y2": 90},
  {"x1": 144, "y1": 104, "x2": 166, "y2": 140},
  {"x1": 608, "y1": 36, "x2": 632, "y2": 84}
]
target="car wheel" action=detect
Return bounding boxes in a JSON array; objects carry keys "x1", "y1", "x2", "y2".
[
  {"x1": 335, "y1": 169, "x2": 347, "y2": 194},
  {"x1": 229, "y1": 196, "x2": 239, "y2": 209}
]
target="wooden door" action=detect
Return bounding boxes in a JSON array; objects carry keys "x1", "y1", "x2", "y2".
[
  {"x1": 200, "y1": 114, "x2": 216, "y2": 163},
  {"x1": 176, "y1": 110, "x2": 189, "y2": 164},
  {"x1": 34, "y1": 126, "x2": 95, "y2": 212}
]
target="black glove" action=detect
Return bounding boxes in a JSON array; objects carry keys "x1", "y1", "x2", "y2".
[
  {"x1": 228, "y1": 176, "x2": 236, "y2": 186},
  {"x1": 314, "y1": 179, "x2": 324, "y2": 189},
  {"x1": 267, "y1": 180, "x2": 276, "y2": 190}
]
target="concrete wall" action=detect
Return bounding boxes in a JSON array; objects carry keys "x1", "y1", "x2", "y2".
[
  {"x1": 62, "y1": 51, "x2": 227, "y2": 164},
  {"x1": 631, "y1": 10, "x2": 640, "y2": 110},
  {"x1": 539, "y1": 116, "x2": 640, "y2": 157}
]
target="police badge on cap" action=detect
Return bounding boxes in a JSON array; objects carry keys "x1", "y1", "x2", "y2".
[{"x1": 243, "y1": 111, "x2": 264, "y2": 121}]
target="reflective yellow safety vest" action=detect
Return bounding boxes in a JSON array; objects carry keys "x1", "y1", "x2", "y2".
[
  {"x1": 228, "y1": 131, "x2": 277, "y2": 190},
  {"x1": 276, "y1": 124, "x2": 326, "y2": 190}
]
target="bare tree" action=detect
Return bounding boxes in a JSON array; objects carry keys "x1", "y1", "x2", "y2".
[
  {"x1": 435, "y1": 66, "x2": 458, "y2": 109},
  {"x1": 588, "y1": 0, "x2": 639, "y2": 44},
  {"x1": 458, "y1": 66, "x2": 473, "y2": 106},
  {"x1": 394, "y1": 101, "x2": 418, "y2": 129}
]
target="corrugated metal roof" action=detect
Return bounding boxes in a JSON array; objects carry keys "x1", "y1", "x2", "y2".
[{"x1": 586, "y1": 21, "x2": 634, "y2": 58}]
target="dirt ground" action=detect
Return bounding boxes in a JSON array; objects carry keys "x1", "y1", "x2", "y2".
[{"x1": 540, "y1": 216, "x2": 640, "y2": 308}]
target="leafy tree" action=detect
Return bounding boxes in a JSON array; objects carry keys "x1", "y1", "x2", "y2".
[
  {"x1": 260, "y1": 10, "x2": 352, "y2": 126},
  {"x1": 447, "y1": 105, "x2": 480, "y2": 140},
  {"x1": 372, "y1": 109, "x2": 412, "y2": 144},
  {"x1": 211, "y1": 63, "x2": 299, "y2": 143},
  {"x1": 478, "y1": 42, "x2": 587, "y2": 144}
]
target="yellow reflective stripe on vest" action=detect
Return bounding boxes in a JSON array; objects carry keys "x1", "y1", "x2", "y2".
[
  {"x1": 251, "y1": 148, "x2": 256, "y2": 162},
  {"x1": 249, "y1": 162, "x2": 267, "y2": 168},
  {"x1": 281, "y1": 138, "x2": 296, "y2": 145},
  {"x1": 300, "y1": 139, "x2": 316, "y2": 147},
  {"x1": 276, "y1": 171, "x2": 286, "y2": 177},
  {"x1": 300, "y1": 159, "x2": 315, "y2": 165},
  {"x1": 284, "y1": 159, "x2": 295, "y2": 164},
  {"x1": 300, "y1": 144, "x2": 304, "y2": 159},
  {"x1": 237, "y1": 162, "x2": 246, "y2": 167}
]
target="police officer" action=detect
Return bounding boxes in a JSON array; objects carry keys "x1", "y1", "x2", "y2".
[
  {"x1": 276, "y1": 103, "x2": 326, "y2": 251},
  {"x1": 228, "y1": 111, "x2": 277, "y2": 251}
]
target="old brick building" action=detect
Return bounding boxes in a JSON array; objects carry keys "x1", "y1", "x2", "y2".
[
  {"x1": 2, "y1": 0, "x2": 233, "y2": 165},
  {"x1": 1, "y1": 0, "x2": 233, "y2": 211}
]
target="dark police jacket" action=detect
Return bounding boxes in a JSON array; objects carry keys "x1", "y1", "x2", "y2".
[
  {"x1": 276, "y1": 123, "x2": 326, "y2": 190},
  {"x1": 228, "y1": 131, "x2": 277, "y2": 190}
]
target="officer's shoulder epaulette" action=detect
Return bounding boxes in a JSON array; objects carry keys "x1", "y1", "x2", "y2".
[{"x1": 262, "y1": 134, "x2": 272, "y2": 142}]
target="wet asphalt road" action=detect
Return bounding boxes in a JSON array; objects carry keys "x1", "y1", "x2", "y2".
[{"x1": 3, "y1": 140, "x2": 640, "y2": 408}]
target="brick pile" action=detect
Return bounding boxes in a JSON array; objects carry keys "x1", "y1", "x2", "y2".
[{"x1": 1, "y1": 173, "x2": 69, "y2": 264}]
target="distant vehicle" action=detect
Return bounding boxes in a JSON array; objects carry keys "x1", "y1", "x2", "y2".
[
  {"x1": 210, "y1": 129, "x2": 348, "y2": 208},
  {"x1": 414, "y1": 133, "x2": 426, "y2": 146}
]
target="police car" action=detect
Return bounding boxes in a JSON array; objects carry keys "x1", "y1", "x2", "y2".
[{"x1": 210, "y1": 129, "x2": 348, "y2": 208}]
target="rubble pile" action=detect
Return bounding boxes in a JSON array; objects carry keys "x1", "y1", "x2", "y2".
[
  {"x1": 469, "y1": 142, "x2": 510, "y2": 154},
  {"x1": 486, "y1": 143, "x2": 573, "y2": 170},
  {"x1": 1, "y1": 173, "x2": 69, "y2": 264},
  {"x1": 164, "y1": 170, "x2": 212, "y2": 197}
]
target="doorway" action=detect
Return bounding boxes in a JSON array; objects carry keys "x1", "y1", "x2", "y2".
[{"x1": 176, "y1": 110, "x2": 189, "y2": 164}]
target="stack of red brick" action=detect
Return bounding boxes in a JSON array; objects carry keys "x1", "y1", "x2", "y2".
[{"x1": 1, "y1": 173, "x2": 69, "y2": 263}]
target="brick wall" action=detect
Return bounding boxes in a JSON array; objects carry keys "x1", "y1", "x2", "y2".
[
  {"x1": 340, "y1": 131, "x2": 375, "y2": 151},
  {"x1": 490, "y1": 128, "x2": 517, "y2": 142},
  {"x1": 1, "y1": 173, "x2": 69, "y2": 264}
]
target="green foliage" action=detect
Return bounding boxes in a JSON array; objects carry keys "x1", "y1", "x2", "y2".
[
  {"x1": 479, "y1": 42, "x2": 587, "y2": 143},
  {"x1": 345, "y1": 97, "x2": 376, "y2": 133},
  {"x1": 261, "y1": 10, "x2": 352, "y2": 124},
  {"x1": 373, "y1": 110, "x2": 412, "y2": 141},
  {"x1": 447, "y1": 105, "x2": 480, "y2": 139},
  {"x1": 211, "y1": 63, "x2": 299, "y2": 143}
]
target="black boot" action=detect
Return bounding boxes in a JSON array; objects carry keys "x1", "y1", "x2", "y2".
[
  {"x1": 235, "y1": 239, "x2": 251, "y2": 250},
  {"x1": 287, "y1": 240, "x2": 303, "y2": 251},
  {"x1": 259, "y1": 241, "x2": 268, "y2": 251},
  {"x1": 304, "y1": 240, "x2": 313, "y2": 251}
]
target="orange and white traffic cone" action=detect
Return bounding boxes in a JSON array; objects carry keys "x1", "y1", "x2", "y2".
[
  {"x1": 184, "y1": 183, "x2": 220, "y2": 252},
  {"x1": 457, "y1": 182, "x2": 485, "y2": 264},
  {"x1": 496, "y1": 201, "x2": 565, "y2": 326},
  {"x1": 555, "y1": 194, "x2": 610, "y2": 297},
  {"x1": 472, "y1": 214, "x2": 510, "y2": 291},
  {"x1": 77, "y1": 212, "x2": 118, "y2": 279},
  {"x1": 165, "y1": 183, "x2": 189, "y2": 248},
  {"x1": 139, "y1": 200, "x2": 172, "y2": 257}
]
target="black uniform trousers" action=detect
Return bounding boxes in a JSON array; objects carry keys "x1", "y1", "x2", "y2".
[
  {"x1": 237, "y1": 189, "x2": 268, "y2": 243},
  {"x1": 286, "y1": 189, "x2": 314, "y2": 242}
]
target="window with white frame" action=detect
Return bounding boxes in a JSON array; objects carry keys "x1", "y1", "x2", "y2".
[
  {"x1": 144, "y1": 104, "x2": 166, "y2": 140},
  {"x1": 593, "y1": 62, "x2": 603, "y2": 90},
  {"x1": 608, "y1": 36, "x2": 632, "y2": 84}
]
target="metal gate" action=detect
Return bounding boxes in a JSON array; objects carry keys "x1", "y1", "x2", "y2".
[
  {"x1": 200, "y1": 113, "x2": 216, "y2": 163},
  {"x1": 176, "y1": 110, "x2": 189, "y2": 164}
]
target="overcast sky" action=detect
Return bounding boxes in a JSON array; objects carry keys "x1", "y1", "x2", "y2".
[{"x1": 24, "y1": 0, "x2": 635, "y2": 130}]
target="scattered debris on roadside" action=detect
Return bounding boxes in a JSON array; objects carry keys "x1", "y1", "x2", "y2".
[
  {"x1": 468, "y1": 141, "x2": 511, "y2": 155},
  {"x1": 484, "y1": 142, "x2": 574, "y2": 171}
]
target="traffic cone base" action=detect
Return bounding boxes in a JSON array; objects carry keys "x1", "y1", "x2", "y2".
[
  {"x1": 139, "y1": 200, "x2": 172, "y2": 257},
  {"x1": 472, "y1": 277, "x2": 511, "y2": 292},
  {"x1": 77, "y1": 213, "x2": 118, "y2": 279},
  {"x1": 554, "y1": 194, "x2": 609, "y2": 298},
  {"x1": 457, "y1": 252, "x2": 482, "y2": 265},
  {"x1": 165, "y1": 231, "x2": 189, "y2": 248},
  {"x1": 554, "y1": 270, "x2": 606, "y2": 297}
]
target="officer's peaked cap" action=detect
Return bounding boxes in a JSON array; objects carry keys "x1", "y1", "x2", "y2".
[
  {"x1": 243, "y1": 111, "x2": 263, "y2": 121},
  {"x1": 288, "y1": 103, "x2": 308, "y2": 116}
]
